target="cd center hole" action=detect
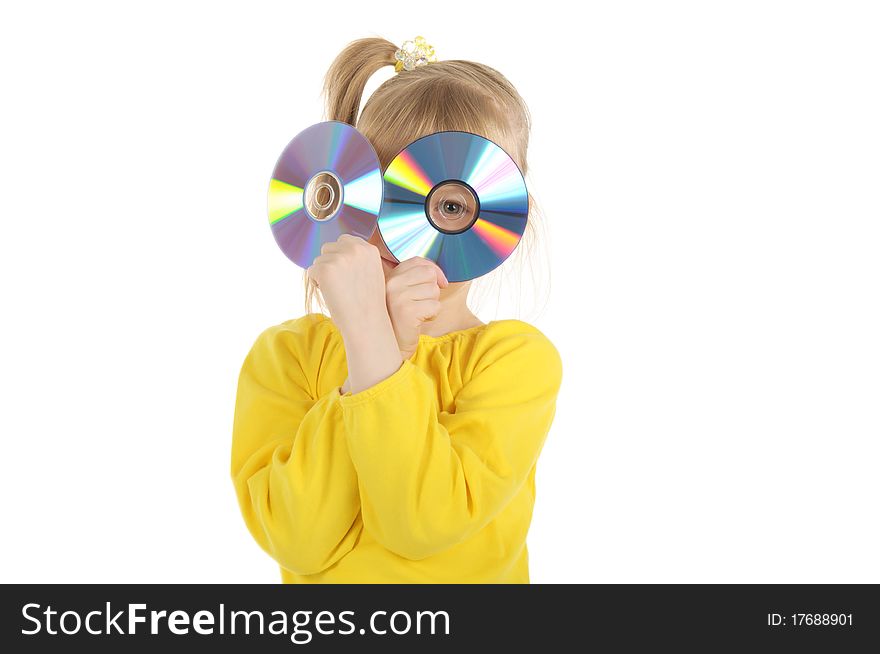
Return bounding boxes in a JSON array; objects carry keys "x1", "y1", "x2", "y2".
[
  {"x1": 426, "y1": 181, "x2": 480, "y2": 234},
  {"x1": 315, "y1": 184, "x2": 333, "y2": 209},
  {"x1": 305, "y1": 171, "x2": 343, "y2": 221}
]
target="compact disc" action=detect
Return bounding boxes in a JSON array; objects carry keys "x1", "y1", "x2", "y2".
[
  {"x1": 267, "y1": 121, "x2": 383, "y2": 268},
  {"x1": 377, "y1": 131, "x2": 529, "y2": 282}
]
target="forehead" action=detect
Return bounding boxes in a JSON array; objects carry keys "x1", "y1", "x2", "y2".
[{"x1": 357, "y1": 82, "x2": 523, "y2": 169}]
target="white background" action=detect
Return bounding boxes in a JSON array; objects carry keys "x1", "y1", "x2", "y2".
[{"x1": 1, "y1": 1, "x2": 878, "y2": 583}]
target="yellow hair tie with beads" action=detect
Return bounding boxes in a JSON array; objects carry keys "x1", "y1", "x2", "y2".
[{"x1": 394, "y1": 36, "x2": 438, "y2": 72}]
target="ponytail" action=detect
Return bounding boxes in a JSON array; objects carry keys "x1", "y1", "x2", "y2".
[{"x1": 322, "y1": 38, "x2": 398, "y2": 125}]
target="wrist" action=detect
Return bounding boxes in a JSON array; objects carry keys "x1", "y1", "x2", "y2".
[
  {"x1": 340, "y1": 310, "x2": 403, "y2": 394},
  {"x1": 337, "y1": 305, "x2": 390, "y2": 343}
]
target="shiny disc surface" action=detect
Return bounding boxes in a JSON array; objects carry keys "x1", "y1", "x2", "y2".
[
  {"x1": 378, "y1": 131, "x2": 529, "y2": 282},
  {"x1": 268, "y1": 121, "x2": 383, "y2": 268}
]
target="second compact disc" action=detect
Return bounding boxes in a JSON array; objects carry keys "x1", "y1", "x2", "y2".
[
  {"x1": 377, "y1": 131, "x2": 529, "y2": 282},
  {"x1": 267, "y1": 121, "x2": 383, "y2": 268}
]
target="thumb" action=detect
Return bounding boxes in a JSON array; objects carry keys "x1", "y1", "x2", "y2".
[{"x1": 435, "y1": 264, "x2": 449, "y2": 288}]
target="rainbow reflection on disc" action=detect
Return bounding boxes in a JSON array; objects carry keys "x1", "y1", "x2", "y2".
[
  {"x1": 378, "y1": 131, "x2": 529, "y2": 282},
  {"x1": 268, "y1": 121, "x2": 383, "y2": 268}
]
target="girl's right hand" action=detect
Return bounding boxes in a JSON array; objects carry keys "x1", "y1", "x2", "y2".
[
  {"x1": 306, "y1": 234, "x2": 388, "y2": 338},
  {"x1": 384, "y1": 257, "x2": 449, "y2": 359}
]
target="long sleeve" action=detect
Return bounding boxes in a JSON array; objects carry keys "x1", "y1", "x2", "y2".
[
  {"x1": 230, "y1": 318, "x2": 361, "y2": 575},
  {"x1": 338, "y1": 329, "x2": 563, "y2": 561}
]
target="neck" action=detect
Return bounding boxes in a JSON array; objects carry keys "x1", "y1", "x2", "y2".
[{"x1": 419, "y1": 280, "x2": 483, "y2": 337}]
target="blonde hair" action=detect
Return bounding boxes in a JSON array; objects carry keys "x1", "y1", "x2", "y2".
[{"x1": 304, "y1": 37, "x2": 550, "y2": 319}]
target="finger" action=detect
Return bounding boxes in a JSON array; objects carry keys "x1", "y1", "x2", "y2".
[
  {"x1": 416, "y1": 299, "x2": 442, "y2": 322},
  {"x1": 394, "y1": 296, "x2": 441, "y2": 316},
  {"x1": 396, "y1": 257, "x2": 448, "y2": 288},
  {"x1": 309, "y1": 253, "x2": 332, "y2": 267},
  {"x1": 338, "y1": 233, "x2": 368, "y2": 248},
  {"x1": 390, "y1": 256, "x2": 437, "y2": 275},
  {"x1": 397, "y1": 283, "x2": 442, "y2": 301},
  {"x1": 406, "y1": 265, "x2": 441, "y2": 286},
  {"x1": 385, "y1": 265, "x2": 431, "y2": 292},
  {"x1": 397, "y1": 262, "x2": 445, "y2": 287}
]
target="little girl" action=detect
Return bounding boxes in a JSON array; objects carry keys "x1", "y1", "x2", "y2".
[{"x1": 230, "y1": 37, "x2": 563, "y2": 583}]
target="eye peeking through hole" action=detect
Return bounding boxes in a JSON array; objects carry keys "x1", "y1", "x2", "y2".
[
  {"x1": 442, "y1": 200, "x2": 464, "y2": 216},
  {"x1": 425, "y1": 180, "x2": 480, "y2": 234}
]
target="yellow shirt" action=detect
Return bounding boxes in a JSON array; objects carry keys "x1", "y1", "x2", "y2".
[{"x1": 230, "y1": 312, "x2": 562, "y2": 583}]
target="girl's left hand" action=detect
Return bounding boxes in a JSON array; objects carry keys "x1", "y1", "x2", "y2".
[{"x1": 384, "y1": 257, "x2": 449, "y2": 359}]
